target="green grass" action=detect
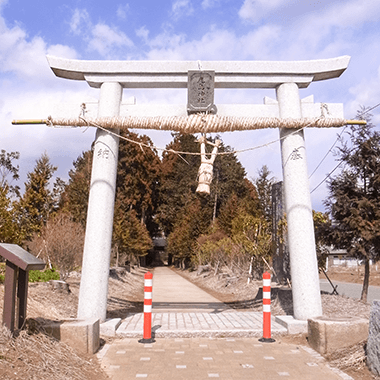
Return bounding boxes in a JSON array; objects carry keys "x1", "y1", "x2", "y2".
[
  {"x1": 28, "y1": 268, "x2": 60, "y2": 282},
  {"x1": 0, "y1": 262, "x2": 60, "y2": 283}
]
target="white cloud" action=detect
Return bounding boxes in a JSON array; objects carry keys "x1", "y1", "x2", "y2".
[
  {"x1": 136, "y1": 26, "x2": 149, "y2": 43},
  {"x1": 0, "y1": 10, "x2": 96, "y2": 187},
  {"x1": 69, "y1": 8, "x2": 91, "y2": 35},
  {"x1": 239, "y1": 0, "x2": 288, "y2": 22},
  {"x1": 171, "y1": 0, "x2": 194, "y2": 20},
  {"x1": 88, "y1": 23, "x2": 134, "y2": 56},
  {"x1": 0, "y1": 17, "x2": 77, "y2": 86},
  {"x1": 239, "y1": 25, "x2": 281, "y2": 60},
  {"x1": 0, "y1": 0, "x2": 8, "y2": 10},
  {"x1": 2, "y1": 0, "x2": 380, "y2": 210},
  {"x1": 347, "y1": 69, "x2": 380, "y2": 125},
  {"x1": 316, "y1": 0, "x2": 380, "y2": 29},
  {"x1": 143, "y1": 25, "x2": 283, "y2": 61},
  {"x1": 47, "y1": 44, "x2": 78, "y2": 60},
  {"x1": 201, "y1": 0, "x2": 219, "y2": 9},
  {"x1": 69, "y1": 8, "x2": 135, "y2": 58},
  {"x1": 117, "y1": 4, "x2": 130, "y2": 20}
]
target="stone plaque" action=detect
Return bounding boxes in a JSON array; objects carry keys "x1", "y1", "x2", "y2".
[{"x1": 187, "y1": 71, "x2": 216, "y2": 114}]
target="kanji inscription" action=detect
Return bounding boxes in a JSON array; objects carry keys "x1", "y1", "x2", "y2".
[{"x1": 187, "y1": 70, "x2": 216, "y2": 114}]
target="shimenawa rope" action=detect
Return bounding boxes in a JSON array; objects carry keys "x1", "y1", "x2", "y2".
[{"x1": 46, "y1": 114, "x2": 349, "y2": 133}]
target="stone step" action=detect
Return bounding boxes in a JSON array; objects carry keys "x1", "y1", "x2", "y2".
[{"x1": 111, "y1": 312, "x2": 287, "y2": 338}]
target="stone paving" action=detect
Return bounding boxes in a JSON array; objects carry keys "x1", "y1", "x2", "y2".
[
  {"x1": 98, "y1": 267, "x2": 353, "y2": 379},
  {"x1": 117, "y1": 311, "x2": 287, "y2": 338},
  {"x1": 98, "y1": 337, "x2": 352, "y2": 380}
]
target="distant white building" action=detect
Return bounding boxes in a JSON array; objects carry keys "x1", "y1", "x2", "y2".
[{"x1": 325, "y1": 246, "x2": 373, "y2": 269}]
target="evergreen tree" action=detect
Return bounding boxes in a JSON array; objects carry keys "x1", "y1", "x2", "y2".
[
  {"x1": 166, "y1": 197, "x2": 209, "y2": 268},
  {"x1": 254, "y1": 165, "x2": 275, "y2": 224},
  {"x1": 0, "y1": 186, "x2": 22, "y2": 244},
  {"x1": 0, "y1": 149, "x2": 20, "y2": 196},
  {"x1": 158, "y1": 133, "x2": 200, "y2": 235},
  {"x1": 0, "y1": 150, "x2": 22, "y2": 243},
  {"x1": 60, "y1": 133, "x2": 160, "y2": 262},
  {"x1": 158, "y1": 134, "x2": 251, "y2": 236},
  {"x1": 324, "y1": 111, "x2": 380, "y2": 302},
  {"x1": 17, "y1": 152, "x2": 57, "y2": 239},
  {"x1": 112, "y1": 208, "x2": 152, "y2": 266},
  {"x1": 115, "y1": 131, "x2": 161, "y2": 236},
  {"x1": 60, "y1": 150, "x2": 92, "y2": 227},
  {"x1": 211, "y1": 140, "x2": 249, "y2": 215},
  {"x1": 230, "y1": 210, "x2": 272, "y2": 273},
  {"x1": 216, "y1": 193, "x2": 241, "y2": 236},
  {"x1": 217, "y1": 186, "x2": 261, "y2": 238},
  {"x1": 160, "y1": 134, "x2": 258, "y2": 267}
]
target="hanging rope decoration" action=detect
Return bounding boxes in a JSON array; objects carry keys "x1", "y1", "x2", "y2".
[
  {"x1": 12, "y1": 114, "x2": 366, "y2": 195},
  {"x1": 196, "y1": 136, "x2": 221, "y2": 195},
  {"x1": 42, "y1": 114, "x2": 355, "y2": 133}
]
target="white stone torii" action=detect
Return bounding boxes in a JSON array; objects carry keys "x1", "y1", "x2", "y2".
[{"x1": 47, "y1": 55, "x2": 350, "y2": 322}]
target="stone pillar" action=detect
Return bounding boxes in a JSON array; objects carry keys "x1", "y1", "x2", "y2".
[
  {"x1": 77, "y1": 82, "x2": 122, "y2": 322},
  {"x1": 367, "y1": 300, "x2": 380, "y2": 376},
  {"x1": 276, "y1": 82, "x2": 322, "y2": 320},
  {"x1": 271, "y1": 181, "x2": 290, "y2": 285}
]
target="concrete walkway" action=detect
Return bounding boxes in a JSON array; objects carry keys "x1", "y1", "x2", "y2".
[
  {"x1": 116, "y1": 267, "x2": 286, "y2": 338},
  {"x1": 99, "y1": 267, "x2": 354, "y2": 380},
  {"x1": 152, "y1": 267, "x2": 227, "y2": 312}
]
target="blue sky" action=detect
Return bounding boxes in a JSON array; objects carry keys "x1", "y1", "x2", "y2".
[{"x1": 1, "y1": 0, "x2": 380, "y2": 211}]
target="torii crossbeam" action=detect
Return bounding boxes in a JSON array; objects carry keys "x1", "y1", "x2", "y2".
[{"x1": 20, "y1": 55, "x2": 353, "y2": 323}]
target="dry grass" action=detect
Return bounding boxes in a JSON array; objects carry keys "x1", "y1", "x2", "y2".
[
  {"x1": 0, "y1": 265, "x2": 145, "y2": 380},
  {"x1": 0, "y1": 322, "x2": 107, "y2": 380},
  {"x1": 327, "y1": 340, "x2": 368, "y2": 372}
]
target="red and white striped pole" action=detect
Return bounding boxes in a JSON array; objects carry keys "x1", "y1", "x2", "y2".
[
  {"x1": 259, "y1": 272, "x2": 275, "y2": 343},
  {"x1": 139, "y1": 271, "x2": 155, "y2": 343}
]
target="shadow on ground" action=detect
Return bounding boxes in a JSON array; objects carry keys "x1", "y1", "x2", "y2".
[
  {"x1": 106, "y1": 297, "x2": 143, "y2": 319},
  {"x1": 224, "y1": 287, "x2": 294, "y2": 315}
]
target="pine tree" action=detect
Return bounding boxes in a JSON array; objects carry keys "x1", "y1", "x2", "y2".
[
  {"x1": 217, "y1": 185, "x2": 261, "y2": 238},
  {"x1": 166, "y1": 197, "x2": 209, "y2": 268},
  {"x1": 324, "y1": 111, "x2": 380, "y2": 302},
  {"x1": 254, "y1": 165, "x2": 275, "y2": 224},
  {"x1": 211, "y1": 141, "x2": 249, "y2": 214},
  {"x1": 60, "y1": 150, "x2": 92, "y2": 227},
  {"x1": 17, "y1": 152, "x2": 57, "y2": 239},
  {"x1": 115, "y1": 131, "x2": 161, "y2": 236},
  {"x1": 158, "y1": 133, "x2": 201, "y2": 235},
  {"x1": 112, "y1": 208, "x2": 152, "y2": 266},
  {"x1": 0, "y1": 149, "x2": 20, "y2": 196},
  {"x1": 0, "y1": 150, "x2": 22, "y2": 243},
  {"x1": 158, "y1": 133, "x2": 251, "y2": 236},
  {"x1": 160, "y1": 134, "x2": 258, "y2": 267}
]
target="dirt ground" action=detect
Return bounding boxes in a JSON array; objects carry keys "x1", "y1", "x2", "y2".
[{"x1": 0, "y1": 264, "x2": 378, "y2": 380}]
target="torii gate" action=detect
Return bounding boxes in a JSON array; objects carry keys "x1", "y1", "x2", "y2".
[{"x1": 28, "y1": 56, "x2": 355, "y2": 322}]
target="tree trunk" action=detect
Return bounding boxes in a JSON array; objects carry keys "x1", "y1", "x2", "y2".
[
  {"x1": 115, "y1": 245, "x2": 119, "y2": 268},
  {"x1": 212, "y1": 170, "x2": 218, "y2": 223},
  {"x1": 360, "y1": 257, "x2": 370, "y2": 302}
]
